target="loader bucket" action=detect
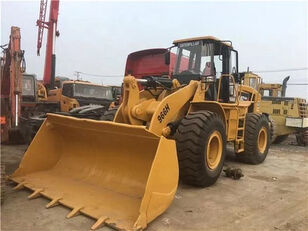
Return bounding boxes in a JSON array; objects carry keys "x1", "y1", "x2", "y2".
[{"x1": 10, "y1": 114, "x2": 178, "y2": 230}]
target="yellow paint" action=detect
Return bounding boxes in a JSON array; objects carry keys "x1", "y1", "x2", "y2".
[
  {"x1": 37, "y1": 82, "x2": 47, "y2": 100},
  {"x1": 46, "y1": 88, "x2": 62, "y2": 102},
  {"x1": 12, "y1": 60, "x2": 266, "y2": 229},
  {"x1": 115, "y1": 76, "x2": 198, "y2": 137},
  {"x1": 173, "y1": 36, "x2": 233, "y2": 48},
  {"x1": 258, "y1": 127, "x2": 267, "y2": 153},
  {"x1": 45, "y1": 88, "x2": 80, "y2": 112},
  {"x1": 227, "y1": 109, "x2": 238, "y2": 140},
  {"x1": 206, "y1": 131, "x2": 223, "y2": 170},
  {"x1": 11, "y1": 114, "x2": 178, "y2": 230},
  {"x1": 60, "y1": 95, "x2": 79, "y2": 112}
]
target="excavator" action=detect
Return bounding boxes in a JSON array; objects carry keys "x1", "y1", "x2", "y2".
[
  {"x1": 1, "y1": 26, "x2": 26, "y2": 143},
  {"x1": 11, "y1": 36, "x2": 271, "y2": 230},
  {"x1": 23, "y1": 0, "x2": 120, "y2": 139}
]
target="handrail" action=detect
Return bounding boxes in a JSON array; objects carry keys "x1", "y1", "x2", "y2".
[{"x1": 217, "y1": 74, "x2": 239, "y2": 105}]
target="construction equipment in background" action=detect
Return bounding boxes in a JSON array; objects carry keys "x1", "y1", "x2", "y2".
[
  {"x1": 36, "y1": 0, "x2": 120, "y2": 117},
  {"x1": 243, "y1": 73, "x2": 308, "y2": 146},
  {"x1": 11, "y1": 36, "x2": 270, "y2": 230},
  {"x1": 0, "y1": 26, "x2": 56, "y2": 144},
  {"x1": 24, "y1": 0, "x2": 120, "y2": 140},
  {"x1": 35, "y1": 77, "x2": 120, "y2": 118},
  {"x1": 1, "y1": 26, "x2": 26, "y2": 143},
  {"x1": 26, "y1": 74, "x2": 116, "y2": 115},
  {"x1": 36, "y1": 0, "x2": 59, "y2": 90},
  {"x1": 21, "y1": 74, "x2": 49, "y2": 117},
  {"x1": 45, "y1": 80, "x2": 114, "y2": 113},
  {"x1": 25, "y1": 79, "x2": 120, "y2": 142},
  {"x1": 258, "y1": 76, "x2": 290, "y2": 97}
]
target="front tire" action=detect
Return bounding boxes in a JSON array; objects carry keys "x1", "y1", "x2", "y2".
[{"x1": 175, "y1": 111, "x2": 226, "y2": 187}]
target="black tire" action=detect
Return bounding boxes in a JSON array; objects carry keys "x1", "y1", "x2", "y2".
[
  {"x1": 273, "y1": 135, "x2": 289, "y2": 144},
  {"x1": 175, "y1": 111, "x2": 226, "y2": 187},
  {"x1": 269, "y1": 117, "x2": 277, "y2": 144},
  {"x1": 239, "y1": 113, "x2": 270, "y2": 164},
  {"x1": 296, "y1": 129, "x2": 308, "y2": 146},
  {"x1": 8, "y1": 129, "x2": 25, "y2": 145},
  {"x1": 100, "y1": 107, "x2": 118, "y2": 121}
]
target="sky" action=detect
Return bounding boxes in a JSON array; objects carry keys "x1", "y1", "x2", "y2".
[{"x1": 1, "y1": 0, "x2": 308, "y2": 99}]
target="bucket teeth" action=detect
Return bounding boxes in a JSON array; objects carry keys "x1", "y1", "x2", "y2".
[
  {"x1": 28, "y1": 188, "x2": 44, "y2": 199},
  {"x1": 66, "y1": 206, "x2": 83, "y2": 219},
  {"x1": 13, "y1": 182, "x2": 24, "y2": 190},
  {"x1": 91, "y1": 216, "x2": 108, "y2": 230},
  {"x1": 46, "y1": 197, "x2": 62, "y2": 208}
]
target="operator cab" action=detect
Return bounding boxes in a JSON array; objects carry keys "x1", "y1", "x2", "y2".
[
  {"x1": 171, "y1": 36, "x2": 239, "y2": 102},
  {"x1": 61, "y1": 81, "x2": 114, "y2": 106},
  {"x1": 22, "y1": 74, "x2": 37, "y2": 103}
]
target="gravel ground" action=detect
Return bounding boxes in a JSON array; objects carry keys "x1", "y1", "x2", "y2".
[{"x1": 1, "y1": 135, "x2": 307, "y2": 231}]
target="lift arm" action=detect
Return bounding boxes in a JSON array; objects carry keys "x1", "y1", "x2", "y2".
[{"x1": 115, "y1": 76, "x2": 198, "y2": 136}]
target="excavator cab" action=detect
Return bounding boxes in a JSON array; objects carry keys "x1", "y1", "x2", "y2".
[{"x1": 22, "y1": 74, "x2": 37, "y2": 103}]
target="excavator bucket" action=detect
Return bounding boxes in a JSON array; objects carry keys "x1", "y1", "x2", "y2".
[{"x1": 10, "y1": 114, "x2": 178, "y2": 230}]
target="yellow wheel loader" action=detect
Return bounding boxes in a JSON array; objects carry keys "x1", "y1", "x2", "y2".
[
  {"x1": 243, "y1": 73, "x2": 308, "y2": 145},
  {"x1": 10, "y1": 36, "x2": 270, "y2": 230}
]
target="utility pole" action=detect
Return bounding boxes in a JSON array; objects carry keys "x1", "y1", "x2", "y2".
[{"x1": 74, "y1": 71, "x2": 81, "y2": 80}]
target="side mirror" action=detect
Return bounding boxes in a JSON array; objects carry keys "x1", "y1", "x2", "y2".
[{"x1": 164, "y1": 51, "x2": 170, "y2": 65}]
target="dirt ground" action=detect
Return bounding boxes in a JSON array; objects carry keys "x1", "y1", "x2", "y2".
[{"x1": 1, "y1": 135, "x2": 307, "y2": 231}]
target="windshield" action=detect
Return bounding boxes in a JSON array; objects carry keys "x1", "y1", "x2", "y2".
[
  {"x1": 113, "y1": 86, "x2": 122, "y2": 96},
  {"x1": 173, "y1": 40, "x2": 228, "y2": 77},
  {"x1": 74, "y1": 84, "x2": 113, "y2": 100},
  {"x1": 22, "y1": 75, "x2": 35, "y2": 96}
]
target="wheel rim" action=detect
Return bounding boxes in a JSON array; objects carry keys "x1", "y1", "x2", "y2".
[
  {"x1": 206, "y1": 131, "x2": 223, "y2": 170},
  {"x1": 258, "y1": 127, "x2": 267, "y2": 153}
]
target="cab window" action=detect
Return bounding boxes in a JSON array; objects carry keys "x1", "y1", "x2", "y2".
[{"x1": 62, "y1": 83, "x2": 74, "y2": 98}]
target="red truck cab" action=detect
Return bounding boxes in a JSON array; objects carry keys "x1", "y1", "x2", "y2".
[{"x1": 125, "y1": 48, "x2": 176, "y2": 79}]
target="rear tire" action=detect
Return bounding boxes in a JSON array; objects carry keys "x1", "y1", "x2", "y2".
[
  {"x1": 175, "y1": 111, "x2": 226, "y2": 187},
  {"x1": 296, "y1": 129, "x2": 308, "y2": 146},
  {"x1": 269, "y1": 117, "x2": 277, "y2": 144},
  {"x1": 239, "y1": 113, "x2": 270, "y2": 164},
  {"x1": 100, "y1": 107, "x2": 118, "y2": 121},
  {"x1": 273, "y1": 135, "x2": 289, "y2": 144}
]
